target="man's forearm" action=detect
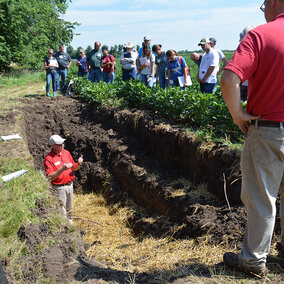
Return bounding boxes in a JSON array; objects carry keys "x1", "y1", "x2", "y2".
[
  {"x1": 48, "y1": 166, "x2": 65, "y2": 182},
  {"x1": 220, "y1": 70, "x2": 243, "y2": 117}
]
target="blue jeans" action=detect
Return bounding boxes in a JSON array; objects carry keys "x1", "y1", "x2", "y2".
[
  {"x1": 78, "y1": 69, "x2": 87, "y2": 77},
  {"x1": 88, "y1": 68, "x2": 102, "y2": 83},
  {"x1": 170, "y1": 79, "x2": 185, "y2": 90},
  {"x1": 138, "y1": 73, "x2": 154, "y2": 88},
  {"x1": 102, "y1": 71, "x2": 114, "y2": 84},
  {"x1": 56, "y1": 69, "x2": 68, "y2": 92},
  {"x1": 46, "y1": 71, "x2": 57, "y2": 94},
  {"x1": 158, "y1": 73, "x2": 167, "y2": 89},
  {"x1": 122, "y1": 68, "x2": 137, "y2": 81},
  {"x1": 200, "y1": 82, "x2": 215, "y2": 94}
]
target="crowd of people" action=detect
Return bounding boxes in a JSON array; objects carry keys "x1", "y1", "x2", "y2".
[
  {"x1": 44, "y1": 35, "x2": 231, "y2": 96},
  {"x1": 42, "y1": 0, "x2": 284, "y2": 279}
]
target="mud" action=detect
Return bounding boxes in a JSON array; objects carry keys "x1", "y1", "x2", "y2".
[{"x1": 20, "y1": 96, "x2": 283, "y2": 283}]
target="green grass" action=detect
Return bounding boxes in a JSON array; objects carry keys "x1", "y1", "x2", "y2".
[
  {"x1": 0, "y1": 69, "x2": 46, "y2": 88},
  {"x1": 0, "y1": 157, "x2": 49, "y2": 237}
]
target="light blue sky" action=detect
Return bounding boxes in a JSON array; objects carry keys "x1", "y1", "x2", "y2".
[{"x1": 65, "y1": 0, "x2": 266, "y2": 51}]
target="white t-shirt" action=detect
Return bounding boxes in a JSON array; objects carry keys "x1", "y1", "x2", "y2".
[
  {"x1": 139, "y1": 54, "x2": 155, "y2": 75},
  {"x1": 198, "y1": 49, "x2": 219, "y2": 84},
  {"x1": 217, "y1": 49, "x2": 225, "y2": 65}
]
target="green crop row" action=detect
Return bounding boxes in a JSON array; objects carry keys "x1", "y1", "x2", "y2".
[{"x1": 71, "y1": 76, "x2": 244, "y2": 143}]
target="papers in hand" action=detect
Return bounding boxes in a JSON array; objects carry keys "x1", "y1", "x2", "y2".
[
  {"x1": 1, "y1": 134, "x2": 22, "y2": 141},
  {"x1": 178, "y1": 75, "x2": 192, "y2": 87},
  {"x1": 2, "y1": 169, "x2": 28, "y2": 182}
]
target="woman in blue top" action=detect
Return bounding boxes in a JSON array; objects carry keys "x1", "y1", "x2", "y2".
[
  {"x1": 152, "y1": 44, "x2": 168, "y2": 89},
  {"x1": 166, "y1": 50, "x2": 190, "y2": 89},
  {"x1": 76, "y1": 49, "x2": 88, "y2": 77}
]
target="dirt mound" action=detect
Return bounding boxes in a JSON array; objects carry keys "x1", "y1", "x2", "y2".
[{"x1": 23, "y1": 96, "x2": 246, "y2": 248}]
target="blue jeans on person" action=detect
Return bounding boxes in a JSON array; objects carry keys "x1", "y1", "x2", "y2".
[
  {"x1": 170, "y1": 79, "x2": 185, "y2": 90},
  {"x1": 200, "y1": 82, "x2": 215, "y2": 94},
  {"x1": 56, "y1": 68, "x2": 68, "y2": 92},
  {"x1": 102, "y1": 71, "x2": 114, "y2": 84},
  {"x1": 46, "y1": 71, "x2": 57, "y2": 94},
  {"x1": 158, "y1": 73, "x2": 167, "y2": 89},
  {"x1": 122, "y1": 68, "x2": 137, "y2": 81},
  {"x1": 78, "y1": 69, "x2": 88, "y2": 77},
  {"x1": 88, "y1": 68, "x2": 102, "y2": 83},
  {"x1": 138, "y1": 73, "x2": 154, "y2": 88}
]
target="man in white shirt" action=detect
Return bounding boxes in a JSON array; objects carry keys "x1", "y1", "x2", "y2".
[
  {"x1": 196, "y1": 38, "x2": 219, "y2": 93},
  {"x1": 209, "y1": 37, "x2": 229, "y2": 75}
]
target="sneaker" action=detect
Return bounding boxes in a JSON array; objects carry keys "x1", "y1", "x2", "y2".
[
  {"x1": 53, "y1": 92, "x2": 57, "y2": 97},
  {"x1": 69, "y1": 218, "x2": 73, "y2": 225},
  {"x1": 223, "y1": 252, "x2": 268, "y2": 276},
  {"x1": 46, "y1": 93, "x2": 51, "y2": 97}
]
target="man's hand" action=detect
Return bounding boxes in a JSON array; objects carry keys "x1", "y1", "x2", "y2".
[
  {"x1": 63, "y1": 163, "x2": 73, "y2": 170},
  {"x1": 78, "y1": 155, "x2": 83, "y2": 164},
  {"x1": 221, "y1": 69, "x2": 261, "y2": 134},
  {"x1": 232, "y1": 110, "x2": 260, "y2": 134}
]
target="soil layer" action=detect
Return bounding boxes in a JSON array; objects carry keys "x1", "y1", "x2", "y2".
[{"x1": 20, "y1": 95, "x2": 283, "y2": 282}]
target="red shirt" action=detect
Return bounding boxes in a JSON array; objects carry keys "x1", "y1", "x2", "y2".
[
  {"x1": 44, "y1": 149, "x2": 77, "y2": 185},
  {"x1": 225, "y1": 13, "x2": 284, "y2": 121},
  {"x1": 100, "y1": 55, "x2": 115, "y2": 73}
]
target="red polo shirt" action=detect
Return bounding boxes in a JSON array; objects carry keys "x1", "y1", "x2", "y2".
[
  {"x1": 44, "y1": 149, "x2": 77, "y2": 185},
  {"x1": 225, "y1": 13, "x2": 284, "y2": 121},
  {"x1": 100, "y1": 55, "x2": 115, "y2": 73}
]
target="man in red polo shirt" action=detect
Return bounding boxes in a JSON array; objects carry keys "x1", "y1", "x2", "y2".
[
  {"x1": 221, "y1": 0, "x2": 284, "y2": 276},
  {"x1": 44, "y1": 135, "x2": 83, "y2": 224}
]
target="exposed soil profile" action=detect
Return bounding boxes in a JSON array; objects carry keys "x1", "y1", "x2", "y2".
[{"x1": 19, "y1": 95, "x2": 283, "y2": 283}]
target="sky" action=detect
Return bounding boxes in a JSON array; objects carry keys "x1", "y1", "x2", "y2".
[{"x1": 64, "y1": 0, "x2": 266, "y2": 52}]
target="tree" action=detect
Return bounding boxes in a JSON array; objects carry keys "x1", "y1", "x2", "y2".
[
  {"x1": 0, "y1": 0, "x2": 79, "y2": 71},
  {"x1": 85, "y1": 45, "x2": 92, "y2": 55}
]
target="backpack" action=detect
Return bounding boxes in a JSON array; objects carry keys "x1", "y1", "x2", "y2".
[
  {"x1": 169, "y1": 56, "x2": 190, "y2": 75},
  {"x1": 109, "y1": 55, "x2": 116, "y2": 72}
]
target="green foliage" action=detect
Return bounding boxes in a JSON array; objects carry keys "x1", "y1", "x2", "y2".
[
  {"x1": 71, "y1": 76, "x2": 244, "y2": 142},
  {"x1": 0, "y1": 0, "x2": 79, "y2": 71}
]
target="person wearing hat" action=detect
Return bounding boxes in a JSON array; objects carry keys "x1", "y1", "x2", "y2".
[
  {"x1": 209, "y1": 37, "x2": 229, "y2": 76},
  {"x1": 87, "y1": 41, "x2": 103, "y2": 83},
  {"x1": 138, "y1": 35, "x2": 156, "y2": 58},
  {"x1": 120, "y1": 42, "x2": 138, "y2": 81},
  {"x1": 100, "y1": 46, "x2": 116, "y2": 84},
  {"x1": 196, "y1": 38, "x2": 219, "y2": 94},
  {"x1": 44, "y1": 135, "x2": 83, "y2": 224}
]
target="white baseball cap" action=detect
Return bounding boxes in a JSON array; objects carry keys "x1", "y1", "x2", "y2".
[
  {"x1": 49, "y1": 135, "x2": 65, "y2": 145},
  {"x1": 144, "y1": 35, "x2": 151, "y2": 41}
]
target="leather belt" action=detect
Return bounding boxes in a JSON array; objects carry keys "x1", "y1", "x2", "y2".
[
  {"x1": 52, "y1": 181, "x2": 73, "y2": 187},
  {"x1": 251, "y1": 120, "x2": 283, "y2": 128}
]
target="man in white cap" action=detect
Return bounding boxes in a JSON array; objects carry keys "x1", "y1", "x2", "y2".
[
  {"x1": 44, "y1": 135, "x2": 83, "y2": 224},
  {"x1": 120, "y1": 42, "x2": 138, "y2": 81},
  {"x1": 196, "y1": 38, "x2": 219, "y2": 93},
  {"x1": 139, "y1": 35, "x2": 154, "y2": 58}
]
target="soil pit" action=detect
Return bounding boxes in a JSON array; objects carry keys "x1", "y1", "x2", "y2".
[{"x1": 21, "y1": 96, "x2": 283, "y2": 282}]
